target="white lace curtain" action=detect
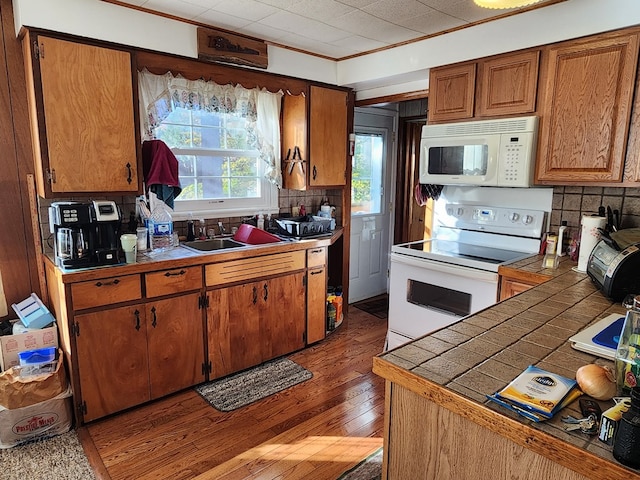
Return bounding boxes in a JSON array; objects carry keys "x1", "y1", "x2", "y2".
[{"x1": 138, "y1": 68, "x2": 283, "y2": 188}]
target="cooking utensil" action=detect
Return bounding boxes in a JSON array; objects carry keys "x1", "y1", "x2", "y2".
[
  {"x1": 607, "y1": 206, "x2": 614, "y2": 232},
  {"x1": 614, "y1": 209, "x2": 621, "y2": 230}
]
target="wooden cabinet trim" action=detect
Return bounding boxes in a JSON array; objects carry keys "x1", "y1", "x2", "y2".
[{"x1": 205, "y1": 251, "x2": 306, "y2": 286}]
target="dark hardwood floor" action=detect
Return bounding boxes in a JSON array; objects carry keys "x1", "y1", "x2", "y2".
[{"x1": 81, "y1": 306, "x2": 388, "y2": 480}]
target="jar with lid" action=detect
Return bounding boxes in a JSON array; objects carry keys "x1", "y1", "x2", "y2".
[{"x1": 613, "y1": 386, "x2": 640, "y2": 468}]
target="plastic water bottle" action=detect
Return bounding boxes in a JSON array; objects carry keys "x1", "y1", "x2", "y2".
[{"x1": 149, "y1": 202, "x2": 173, "y2": 252}]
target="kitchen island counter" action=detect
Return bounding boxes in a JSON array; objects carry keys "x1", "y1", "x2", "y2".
[{"x1": 373, "y1": 256, "x2": 638, "y2": 479}]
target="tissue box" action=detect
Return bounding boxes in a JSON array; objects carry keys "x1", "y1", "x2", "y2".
[
  {"x1": 0, "y1": 322, "x2": 58, "y2": 372},
  {"x1": 11, "y1": 293, "x2": 55, "y2": 329}
]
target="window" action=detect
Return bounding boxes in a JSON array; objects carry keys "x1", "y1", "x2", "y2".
[
  {"x1": 352, "y1": 132, "x2": 384, "y2": 215},
  {"x1": 138, "y1": 69, "x2": 281, "y2": 219}
]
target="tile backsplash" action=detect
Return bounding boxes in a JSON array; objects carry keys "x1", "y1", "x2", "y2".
[
  {"x1": 551, "y1": 186, "x2": 640, "y2": 252},
  {"x1": 37, "y1": 188, "x2": 342, "y2": 255}
]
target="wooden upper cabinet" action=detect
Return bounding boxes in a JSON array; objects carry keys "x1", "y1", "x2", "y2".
[
  {"x1": 476, "y1": 50, "x2": 539, "y2": 117},
  {"x1": 535, "y1": 31, "x2": 640, "y2": 184},
  {"x1": 281, "y1": 93, "x2": 308, "y2": 190},
  {"x1": 309, "y1": 86, "x2": 348, "y2": 187},
  {"x1": 428, "y1": 63, "x2": 476, "y2": 123},
  {"x1": 23, "y1": 32, "x2": 139, "y2": 197}
]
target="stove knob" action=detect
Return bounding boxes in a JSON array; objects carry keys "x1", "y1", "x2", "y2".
[
  {"x1": 509, "y1": 212, "x2": 520, "y2": 222},
  {"x1": 456, "y1": 207, "x2": 464, "y2": 217},
  {"x1": 522, "y1": 214, "x2": 534, "y2": 225}
]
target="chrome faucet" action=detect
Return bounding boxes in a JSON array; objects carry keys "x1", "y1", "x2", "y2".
[{"x1": 218, "y1": 221, "x2": 226, "y2": 236}]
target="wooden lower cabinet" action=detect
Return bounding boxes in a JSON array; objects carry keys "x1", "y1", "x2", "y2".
[
  {"x1": 74, "y1": 293, "x2": 205, "y2": 422},
  {"x1": 207, "y1": 272, "x2": 306, "y2": 379},
  {"x1": 307, "y1": 266, "x2": 327, "y2": 344}
]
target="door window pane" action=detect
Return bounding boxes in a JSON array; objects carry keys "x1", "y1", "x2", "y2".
[{"x1": 352, "y1": 133, "x2": 384, "y2": 214}]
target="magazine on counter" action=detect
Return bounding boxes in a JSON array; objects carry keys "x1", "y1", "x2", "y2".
[{"x1": 487, "y1": 365, "x2": 582, "y2": 422}]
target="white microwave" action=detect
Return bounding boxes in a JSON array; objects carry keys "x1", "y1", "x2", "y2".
[{"x1": 419, "y1": 115, "x2": 538, "y2": 187}]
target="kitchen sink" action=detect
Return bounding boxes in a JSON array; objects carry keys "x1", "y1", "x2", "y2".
[{"x1": 180, "y1": 238, "x2": 246, "y2": 253}]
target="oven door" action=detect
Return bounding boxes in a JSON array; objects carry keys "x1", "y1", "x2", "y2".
[{"x1": 387, "y1": 252, "x2": 499, "y2": 350}]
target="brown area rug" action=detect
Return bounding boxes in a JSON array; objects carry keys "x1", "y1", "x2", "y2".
[
  {"x1": 337, "y1": 447, "x2": 382, "y2": 480},
  {"x1": 196, "y1": 358, "x2": 313, "y2": 412},
  {"x1": 0, "y1": 431, "x2": 95, "y2": 479},
  {"x1": 352, "y1": 295, "x2": 388, "y2": 319}
]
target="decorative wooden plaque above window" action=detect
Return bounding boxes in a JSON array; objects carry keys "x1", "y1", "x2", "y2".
[{"x1": 197, "y1": 27, "x2": 268, "y2": 69}]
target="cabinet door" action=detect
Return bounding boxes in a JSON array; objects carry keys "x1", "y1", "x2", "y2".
[
  {"x1": 261, "y1": 273, "x2": 306, "y2": 361},
  {"x1": 476, "y1": 51, "x2": 539, "y2": 117},
  {"x1": 428, "y1": 63, "x2": 476, "y2": 123},
  {"x1": 75, "y1": 305, "x2": 150, "y2": 422},
  {"x1": 307, "y1": 267, "x2": 327, "y2": 344},
  {"x1": 208, "y1": 282, "x2": 263, "y2": 378},
  {"x1": 147, "y1": 293, "x2": 205, "y2": 399},
  {"x1": 309, "y1": 86, "x2": 348, "y2": 186},
  {"x1": 30, "y1": 35, "x2": 138, "y2": 196},
  {"x1": 281, "y1": 93, "x2": 308, "y2": 190},
  {"x1": 536, "y1": 32, "x2": 640, "y2": 183},
  {"x1": 499, "y1": 278, "x2": 535, "y2": 301}
]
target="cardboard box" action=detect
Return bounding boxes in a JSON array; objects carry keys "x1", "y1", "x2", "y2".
[
  {"x1": 0, "y1": 322, "x2": 58, "y2": 372},
  {"x1": 0, "y1": 385, "x2": 72, "y2": 449}
]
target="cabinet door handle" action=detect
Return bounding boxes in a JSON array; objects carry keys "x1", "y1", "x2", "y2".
[
  {"x1": 263, "y1": 283, "x2": 268, "y2": 302},
  {"x1": 312, "y1": 165, "x2": 317, "y2": 180},
  {"x1": 252, "y1": 286, "x2": 258, "y2": 305},
  {"x1": 151, "y1": 306, "x2": 157, "y2": 328},
  {"x1": 134, "y1": 309, "x2": 141, "y2": 331},
  {"x1": 126, "y1": 163, "x2": 132, "y2": 184},
  {"x1": 164, "y1": 270, "x2": 186, "y2": 277},
  {"x1": 95, "y1": 279, "x2": 120, "y2": 287},
  {"x1": 310, "y1": 270, "x2": 324, "y2": 275}
]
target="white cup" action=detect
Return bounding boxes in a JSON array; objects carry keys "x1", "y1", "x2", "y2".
[{"x1": 120, "y1": 234, "x2": 137, "y2": 264}]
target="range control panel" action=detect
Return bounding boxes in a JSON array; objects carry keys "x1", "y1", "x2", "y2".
[{"x1": 441, "y1": 204, "x2": 547, "y2": 239}]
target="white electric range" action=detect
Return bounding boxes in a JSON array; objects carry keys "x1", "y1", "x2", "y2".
[{"x1": 386, "y1": 202, "x2": 547, "y2": 350}]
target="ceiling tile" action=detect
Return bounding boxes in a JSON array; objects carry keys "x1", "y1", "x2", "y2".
[
  {"x1": 260, "y1": 11, "x2": 351, "y2": 42},
  {"x1": 398, "y1": 9, "x2": 465, "y2": 35},
  {"x1": 204, "y1": 0, "x2": 280, "y2": 21},
  {"x1": 255, "y1": 0, "x2": 305, "y2": 7},
  {"x1": 328, "y1": 10, "x2": 419, "y2": 44},
  {"x1": 287, "y1": 0, "x2": 355, "y2": 22},
  {"x1": 336, "y1": 0, "x2": 378, "y2": 7},
  {"x1": 330, "y1": 34, "x2": 386, "y2": 52},
  {"x1": 241, "y1": 22, "x2": 291, "y2": 41},
  {"x1": 195, "y1": 9, "x2": 253, "y2": 29},
  {"x1": 142, "y1": 0, "x2": 207, "y2": 19},
  {"x1": 363, "y1": 0, "x2": 432, "y2": 23}
]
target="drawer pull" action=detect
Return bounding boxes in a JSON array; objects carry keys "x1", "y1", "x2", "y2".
[
  {"x1": 95, "y1": 279, "x2": 120, "y2": 287},
  {"x1": 134, "y1": 309, "x2": 141, "y2": 331},
  {"x1": 252, "y1": 286, "x2": 258, "y2": 305},
  {"x1": 263, "y1": 283, "x2": 269, "y2": 302},
  {"x1": 151, "y1": 306, "x2": 157, "y2": 328},
  {"x1": 310, "y1": 270, "x2": 324, "y2": 275},
  {"x1": 310, "y1": 248, "x2": 322, "y2": 254},
  {"x1": 164, "y1": 270, "x2": 186, "y2": 277}
]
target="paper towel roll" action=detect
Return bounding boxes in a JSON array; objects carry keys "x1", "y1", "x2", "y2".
[{"x1": 577, "y1": 215, "x2": 606, "y2": 272}]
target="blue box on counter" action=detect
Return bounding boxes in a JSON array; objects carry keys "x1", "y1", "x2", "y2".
[{"x1": 11, "y1": 293, "x2": 55, "y2": 329}]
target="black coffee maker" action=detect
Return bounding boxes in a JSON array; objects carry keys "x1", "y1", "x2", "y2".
[{"x1": 49, "y1": 201, "x2": 121, "y2": 269}]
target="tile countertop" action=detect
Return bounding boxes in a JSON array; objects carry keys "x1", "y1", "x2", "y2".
[{"x1": 372, "y1": 254, "x2": 639, "y2": 479}]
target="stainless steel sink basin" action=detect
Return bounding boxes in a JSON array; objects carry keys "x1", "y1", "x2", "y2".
[{"x1": 180, "y1": 238, "x2": 246, "y2": 253}]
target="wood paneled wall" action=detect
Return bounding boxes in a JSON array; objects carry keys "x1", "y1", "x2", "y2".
[{"x1": 0, "y1": 0, "x2": 39, "y2": 319}]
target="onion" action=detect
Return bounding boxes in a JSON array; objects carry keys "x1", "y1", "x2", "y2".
[{"x1": 575, "y1": 364, "x2": 617, "y2": 401}]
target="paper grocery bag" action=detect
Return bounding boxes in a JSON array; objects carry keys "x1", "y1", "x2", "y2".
[{"x1": 0, "y1": 350, "x2": 67, "y2": 410}]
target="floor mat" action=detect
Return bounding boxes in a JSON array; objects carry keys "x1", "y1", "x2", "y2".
[
  {"x1": 337, "y1": 447, "x2": 382, "y2": 480},
  {"x1": 195, "y1": 358, "x2": 313, "y2": 412},
  {"x1": 352, "y1": 295, "x2": 388, "y2": 319}
]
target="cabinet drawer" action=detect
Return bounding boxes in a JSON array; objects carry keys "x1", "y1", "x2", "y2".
[
  {"x1": 307, "y1": 247, "x2": 327, "y2": 268},
  {"x1": 206, "y1": 251, "x2": 305, "y2": 287},
  {"x1": 71, "y1": 274, "x2": 141, "y2": 310},
  {"x1": 145, "y1": 266, "x2": 202, "y2": 298}
]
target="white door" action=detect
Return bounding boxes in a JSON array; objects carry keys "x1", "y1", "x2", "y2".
[{"x1": 349, "y1": 107, "x2": 396, "y2": 303}]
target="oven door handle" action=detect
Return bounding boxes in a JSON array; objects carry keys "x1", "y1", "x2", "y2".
[{"x1": 391, "y1": 253, "x2": 498, "y2": 283}]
